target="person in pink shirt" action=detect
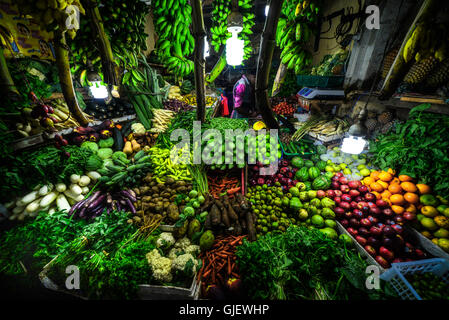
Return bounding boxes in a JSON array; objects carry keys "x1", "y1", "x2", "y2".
[{"x1": 231, "y1": 73, "x2": 256, "y2": 119}]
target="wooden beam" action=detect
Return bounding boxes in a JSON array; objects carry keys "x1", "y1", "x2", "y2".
[
  {"x1": 255, "y1": 0, "x2": 283, "y2": 129},
  {"x1": 191, "y1": 0, "x2": 207, "y2": 122}
]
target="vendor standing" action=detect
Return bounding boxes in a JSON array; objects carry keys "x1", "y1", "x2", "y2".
[{"x1": 231, "y1": 73, "x2": 256, "y2": 119}]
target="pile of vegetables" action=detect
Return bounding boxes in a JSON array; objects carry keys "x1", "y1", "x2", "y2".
[
  {"x1": 132, "y1": 174, "x2": 193, "y2": 226},
  {"x1": 69, "y1": 120, "x2": 115, "y2": 146},
  {"x1": 208, "y1": 175, "x2": 241, "y2": 199},
  {"x1": 147, "y1": 147, "x2": 192, "y2": 182},
  {"x1": 97, "y1": 150, "x2": 152, "y2": 189},
  {"x1": 272, "y1": 101, "x2": 296, "y2": 117},
  {"x1": 235, "y1": 226, "x2": 397, "y2": 300},
  {"x1": 149, "y1": 109, "x2": 176, "y2": 133},
  {"x1": 198, "y1": 235, "x2": 246, "y2": 300},
  {"x1": 280, "y1": 137, "x2": 317, "y2": 156},
  {"x1": 163, "y1": 99, "x2": 194, "y2": 112},
  {"x1": 8, "y1": 172, "x2": 101, "y2": 221},
  {"x1": 69, "y1": 189, "x2": 136, "y2": 220},
  {"x1": 369, "y1": 104, "x2": 449, "y2": 197}
]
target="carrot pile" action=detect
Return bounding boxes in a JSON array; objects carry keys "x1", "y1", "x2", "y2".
[
  {"x1": 198, "y1": 235, "x2": 246, "y2": 296},
  {"x1": 208, "y1": 176, "x2": 241, "y2": 199}
]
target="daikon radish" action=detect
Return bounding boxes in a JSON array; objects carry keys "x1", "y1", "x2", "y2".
[
  {"x1": 40, "y1": 192, "x2": 58, "y2": 208},
  {"x1": 56, "y1": 194, "x2": 71, "y2": 212}
]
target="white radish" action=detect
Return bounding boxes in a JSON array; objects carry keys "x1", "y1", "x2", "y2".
[
  {"x1": 55, "y1": 183, "x2": 67, "y2": 193},
  {"x1": 70, "y1": 174, "x2": 81, "y2": 184},
  {"x1": 21, "y1": 191, "x2": 39, "y2": 205},
  {"x1": 26, "y1": 199, "x2": 41, "y2": 213},
  {"x1": 48, "y1": 207, "x2": 56, "y2": 215},
  {"x1": 81, "y1": 186, "x2": 89, "y2": 194},
  {"x1": 38, "y1": 183, "x2": 54, "y2": 197},
  {"x1": 67, "y1": 197, "x2": 76, "y2": 206},
  {"x1": 70, "y1": 184, "x2": 82, "y2": 195},
  {"x1": 64, "y1": 190, "x2": 84, "y2": 202},
  {"x1": 78, "y1": 175, "x2": 91, "y2": 187},
  {"x1": 40, "y1": 192, "x2": 58, "y2": 208},
  {"x1": 87, "y1": 171, "x2": 101, "y2": 181},
  {"x1": 56, "y1": 194, "x2": 71, "y2": 212}
]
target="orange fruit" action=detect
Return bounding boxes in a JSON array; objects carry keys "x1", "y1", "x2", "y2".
[
  {"x1": 370, "y1": 182, "x2": 384, "y2": 192},
  {"x1": 390, "y1": 194, "x2": 405, "y2": 205},
  {"x1": 363, "y1": 177, "x2": 375, "y2": 186},
  {"x1": 399, "y1": 175, "x2": 413, "y2": 182},
  {"x1": 405, "y1": 204, "x2": 417, "y2": 214},
  {"x1": 390, "y1": 177, "x2": 401, "y2": 185},
  {"x1": 370, "y1": 171, "x2": 380, "y2": 180},
  {"x1": 372, "y1": 191, "x2": 382, "y2": 200},
  {"x1": 378, "y1": 180, "x2": 389, "y2": 189},
  {"x1": 387, "y1": 168, "x2": 396, "y2": 175},
  {"x1": 378, "y1": 171, "x2": 393, "y2": 182},
  {"x1": 404, "y1": 192, "x2": 419, "y2": 204},
  {"x1": 401, "y1": 182, "x2": 417, "y2": 193},
  {"x1": 388, "y1": 184, "x2": 403, "y2": 194},
  {"x1": 391, "y1": 205, "x2": 405, "y2": 214},
  {"x1": 416, "y1": 184, "x2": 431, "y2": 194},
  {"x1": 380, "y1": 190, "x2": 392, "y2": 200}
]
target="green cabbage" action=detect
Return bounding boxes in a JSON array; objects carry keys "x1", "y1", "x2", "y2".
[
  {"x1": 97, "y1": 148, "x2": 113, "y2": 160},
  {"x1": 81, "y1": 141, "x2": 99, "y2": 154}
]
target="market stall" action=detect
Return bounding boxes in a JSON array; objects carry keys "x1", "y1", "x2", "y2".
[{"x1": 1, "y1": 0, "x2": 449, "y2": 302}]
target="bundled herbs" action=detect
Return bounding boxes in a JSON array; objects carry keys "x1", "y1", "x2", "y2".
[
  {"x1": 235, "y1": 226, "x2": 397, "y2": 300},
  {"x1": 0, "y1": 210, "x2": 88, "y2": 275},
  {"x1": 369, "y1": 104, "x2": 449, "y2": 196}
]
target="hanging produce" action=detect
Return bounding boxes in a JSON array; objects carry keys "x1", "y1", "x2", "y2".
[
  {"x1": 239, "y1": 0, "x2": 255, "y2": 60},
  {"x1": 210, "y1": 0, "x2": 232, "y2": 53},
  {"x1": 151, "y1": 0, "x2": 195, "y2": 77}
]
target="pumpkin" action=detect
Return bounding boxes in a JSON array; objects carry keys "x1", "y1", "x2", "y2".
[{"x1": 308, "y1": 167, "x2": 321, "y2": 180}]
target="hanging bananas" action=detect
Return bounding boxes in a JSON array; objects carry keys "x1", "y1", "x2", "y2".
[
  {"x1": 210, "y1": 0, "x2": 232, "y2": 53},
  {"x1": 151, "y1": 0, "x2": 194, "y2": 78},
  {"x1": 275, "y1": 0, "x2": 321, "y2": 75},
  {"x1": 239, "y1": 0, "x2": 255, "y2": 61}
]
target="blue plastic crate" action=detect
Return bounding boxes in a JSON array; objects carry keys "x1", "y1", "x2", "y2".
[{"x1": 380, "y1": 258, "x2": 449, "y2": 300}]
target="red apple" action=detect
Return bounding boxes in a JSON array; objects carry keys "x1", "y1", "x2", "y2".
[
  {"x1": 349, "y1": 189, "x2": 360, "y2": 198},
  {"x1": 354, "y1": 196, "x2": 363, "y2": 202},
  {"x1": 376, "y1": 199, "x2": 389, "y2": 208},
  {"x1": 347, "y1": 227, "x2": 358, "y2": 237},
  {"x1": 364, "y1": 192, "x2": 376, "y2": 201},
  {"x1": 360, "y1": 218, "x2": 372, "y2": 228},
  {"x1": 335, "y1": 172, "x2": 343, "y2": 178},
  {"x1": 340, "y1": 185, "x2": 350, "y2": 193},
  {"x1": 334, "y1": 207, "x2": 345, "y2": 217},
  {"x1": 382, "y1": 208, "x2": 394, "y2": 217},
  {"x1": 375, "y1": 255, "x2": 391, "y2": 268},
  {"x1": 348, "y1": 180, "x2": 362, "y2": 189},
  {"x1": 341, "y1": 194, "x2": 352, "y2": 202},
  {"x1": 369, "y1": 206, "x2": 381, "y2": 216},
  {"x1": 326, "y1": 190, "x2": 336, "y2": 198},
  {"x1": 334, "y1": 190, "x2": 343, "y2": 197},
  {"x1": 391, "y1": 224, "x2": 403, "y2": 234},
  {"x1": 339, "y1": 201, "x2": 351, "y2": 210},
  {"x1": 331, "y1": 181, "x2": 340, "y2": 189},
  {"x1": 358, "y1": 185, "x2": 369, "y2": 194},
  {"x1": 367, "y1": 215, "x2": 378, "y2": 225},
  {"x1": 368, "y1": 236, "x2": 381, "y2": 248},
  {"x1": 414, "y1": 248, "x2": 425, "y2": 259},
  {"x1": 349, "y1": 218, "x2": 360, "y2": 228},
  {"x1": 379, "y1": 246, "x2": 394, "y2": 262},
  {"x1": 369, "y1": 226, "x2": 383, "y2": 237},
  {"x1": 350, "y1": 201, "x2": 358, "y2": 209},
  {"x1": 339, "y1": 176, "x2": 349, "y2": 185},
  {"x1": 356, "y1": 236, "x2": 367, "y2": 246},
  {"x1": 364, "y1": 245, "x2": 377, "y2": 257},
  {"x1": 357, "y1": 201, "x2": 369, "y2": 212},
  {"x1": 316, "y1": 190, "x2": 326, "y2": 199},
  {"x1": 359, "y1": 227, "x2": 370, "y2": 237},
  {"x1": 376, "y1": 222, "x2": 385, "y2": 229},
  {"x1": 344, "y1": 211, "x2": 353, "y2": 219},
  {"x1": 340, "y1": 219, "x2": 349, "y2": 228},
  {"x1": 393, "y1": 215, "x2": 404, "y2": 224},
  {"x1": 403, "y1": 212, "x2": 416, "y2": 221},
  {"x1": 334, "y1": 196, "x2": 341, "y2": 204},
  {"x1": 383, "y1": 226, "x2": 396, "y2": 237},
  {"x1": 353, "y1": 209, "x2": 364, "y2": 220}
]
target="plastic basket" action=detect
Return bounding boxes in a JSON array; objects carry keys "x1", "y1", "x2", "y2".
[
  {"x1": 296, "y1": 75, "x2": 344, "y2": 88},
  {"x1": 380, "y1": 258, "x2": 449, "y2": 300}
]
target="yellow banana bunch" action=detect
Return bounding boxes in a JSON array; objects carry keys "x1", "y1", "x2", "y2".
[{"x1": 403, "y1": 24, "x2": 425, "y2": 63}]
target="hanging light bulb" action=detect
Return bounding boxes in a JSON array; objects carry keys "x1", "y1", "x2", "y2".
[
  {"x1": 226, "y1": 26, "x2": 244, "y2": 66},
  {"x1": 204, "y1": 37, "x2": 210, "y2": 58},
  {"x1": 265, "y1": 5, "x2": 269, "y2": 16},
  {"x1": 87, "y1": 70, "x2": 109, "y2": 99},
  {"x1": 340, "y1": 106, "x2": 368, "y2": 155}
]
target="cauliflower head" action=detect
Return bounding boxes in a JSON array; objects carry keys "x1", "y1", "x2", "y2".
[
  {"x1": 156, "y1": 232, "x2": 176, "y2": 249},
  {"x1": 185, "y1": 244, "x2": 200, "y2": 256},
  {"x1": 174, "y1": 237, "x2": 191, "y2": 250},
  {"x1": 146, "y1": 249, "x2": 173, "y2": 283},
  {"x1": 172, "y1": 253, "x2": 199, "y2": 276}
]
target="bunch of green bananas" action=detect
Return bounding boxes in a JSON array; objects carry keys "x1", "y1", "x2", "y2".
[
  {"x1": 276, "y1": 0, "x2": 321, "y2": 74},
  {"x1": 151, "y1": 0, "x2": 194, "y2": 78},
  {"x1": 69, "y1": 0, "x2": 149, "y2": 87},
  {"x1": 210, "y1": 0, "x2": 232, "y2": 53},
  {"x1": 16, "y1": 0, "x2": 85, "y2": 40},
  {"x1": 239, "y1": 0, "x2": 255, "y2": 60}
]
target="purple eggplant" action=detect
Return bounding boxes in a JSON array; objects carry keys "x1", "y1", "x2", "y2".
[
  {"x1": 78, "y1": 206, "x2": 87, "y2": 219},
  {"x1": 69, "y1": 199, "x2": 86, "y2": 216},
  {"x1": 125, "y1": 198, "x2": 136, "y2": 214},
  {"x1": 83, "y1": 191, "x2": 102, "y2": 209},
  {"x1": 121, "y1": 190, "x2": 137, "y2": 202},
  {"x1": 116, "y1": 201, "x2": 122, "y2": 212},
  {"x1": 87, "y1": 194, "x2": 106, "y2": 210}
]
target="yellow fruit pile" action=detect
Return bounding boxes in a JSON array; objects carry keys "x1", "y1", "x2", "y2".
[
  {"x1": 182, "y1": 94, "x2": 216, "y2": 107},
  {"x1": 168, "y1": 86, "x2": 182, "y2": 100}
]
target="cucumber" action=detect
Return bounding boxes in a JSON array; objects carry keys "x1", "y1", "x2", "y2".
[
  {"x1": 97, "y1": 168, "x2": 111, "y2": 176},
  {"x1": 99, "y1": 176, "x2": 110, "y2": 183},
  {"x1": 134, "y1": 150, "x2": 146, "y2": 161},
  {"x1": 111, "y1": 172, "x2": 127, "y2": 183},
  {"x1": 136, "y1": 155, "x2": 151, "y2": 164},
  {"x1": 113, "y1": 158, "x2": 130, "y2": 167},
  {"x1": 127, "y1": 163, "x2": 151, "y2": 172},
  {"x1": 106, "y1": 164, "x2": 125, "y2": 173}
]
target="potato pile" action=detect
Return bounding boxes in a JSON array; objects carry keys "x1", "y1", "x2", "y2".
[{"x1": 132, "y1": 174, "x2": 193, "y2": 226}]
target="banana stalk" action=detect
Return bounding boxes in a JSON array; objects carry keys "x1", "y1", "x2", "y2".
[
  {"x1": 54, "y1": 31, "x2": 89, "y2": 127},
  {"x1": 205, "y1": 46, "x2": 226, "y2": 84}
]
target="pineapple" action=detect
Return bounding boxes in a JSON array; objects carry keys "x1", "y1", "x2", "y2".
[
  {"x1": 404, "y1": 56, "x2": 438, "y2": 84},
  {"x1": 365, "y1": 118, "x2": 378, "y2": 132},
  {"x1": 381, "y1": 122, "x2": 394, "y2": 134},
  {"x1": 382, "y1": 47, "x2": 400, "y2": 79},
  {"x1": 425, "y1": 58, "x2": 449, "y2": 88}
]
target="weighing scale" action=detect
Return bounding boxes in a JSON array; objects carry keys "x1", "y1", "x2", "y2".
[{"x1": 297, "y1": 87, "x2": 345, "y2": 100}]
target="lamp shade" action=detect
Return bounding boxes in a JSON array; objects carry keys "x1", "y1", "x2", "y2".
[
  {"x1": 89, "y1": 81, "x2": 109, "y2": 99},
  {"x1": 226, "y1": 27, "x2": 244, "y2": 66},
  {"x1": 341, "y1": 135, "x2": 367, "y2": 155}
]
